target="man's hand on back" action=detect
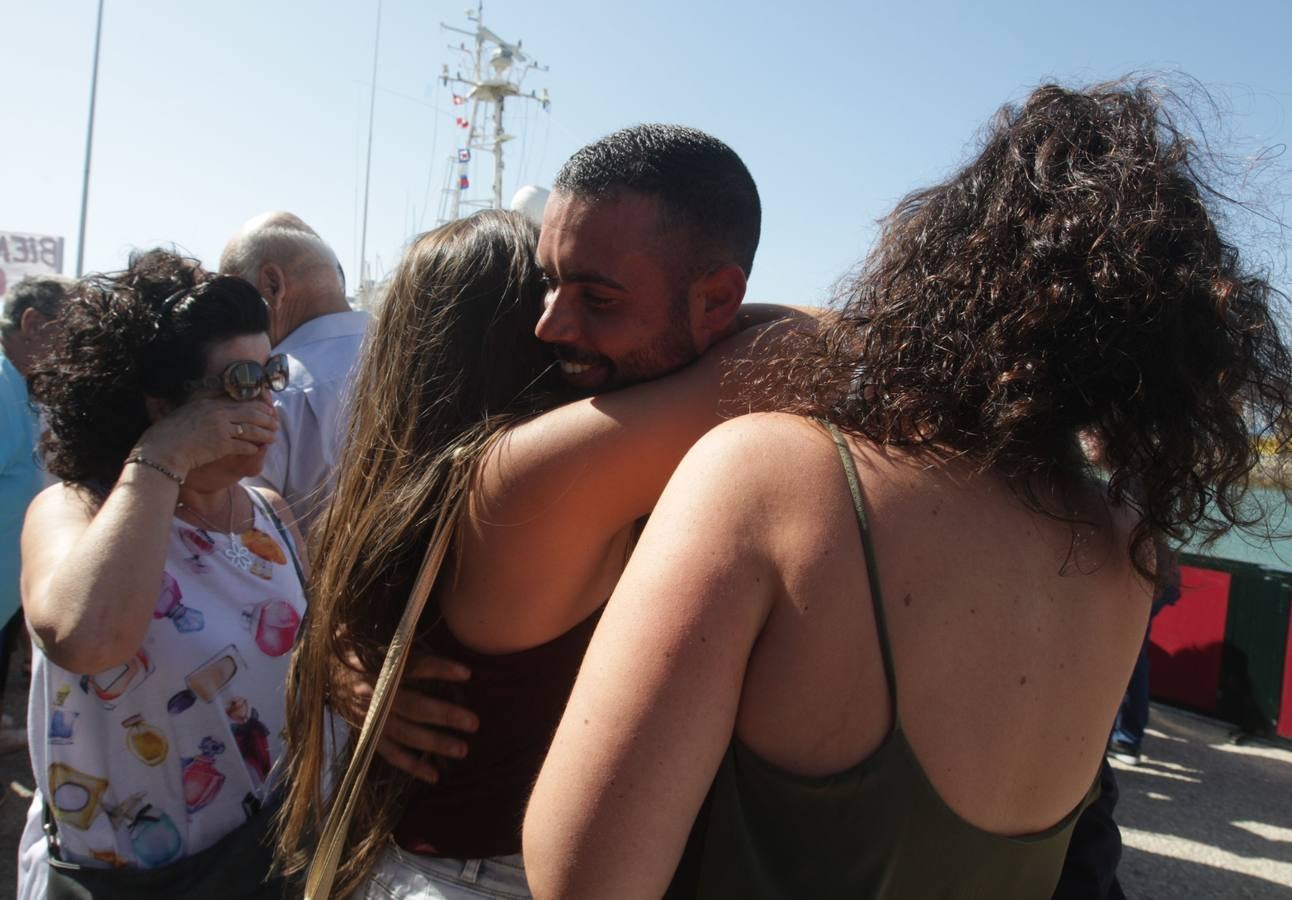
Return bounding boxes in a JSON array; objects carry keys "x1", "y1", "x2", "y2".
[{"x1": 331, "y1": 651, "x2": 480, "y2": 784}]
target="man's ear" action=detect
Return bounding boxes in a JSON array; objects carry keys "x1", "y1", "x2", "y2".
[
  {"x1": 19, "y1": 307, "x2": 49, "y2": 337},
  {"x1": 692, "y1": 263, "x2": 747, "y2": 347},
  {"x1": 258, "y1": 263, "x2": 287, "y2": 308}
]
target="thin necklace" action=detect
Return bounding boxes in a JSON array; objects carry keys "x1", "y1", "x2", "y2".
[{"x1": 178, "y1": 486, "x2": 253, "y2": 572}]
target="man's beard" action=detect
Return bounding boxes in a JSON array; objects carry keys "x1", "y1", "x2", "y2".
[{"x1": 558, "y1": 291, "x2": 697, "y2": 394}]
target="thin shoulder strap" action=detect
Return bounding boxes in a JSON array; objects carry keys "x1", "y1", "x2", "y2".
[
  {"x1": 247, "y1": 488, "x2": 306, "y2": 590},
  {"x1": 823, "y1": 421, "x2": 899, "y2": 716}
]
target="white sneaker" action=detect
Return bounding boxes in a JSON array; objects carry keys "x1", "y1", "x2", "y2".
[{"x1": 1107, "y1": 739, "x2": 1142, "y2": 766}]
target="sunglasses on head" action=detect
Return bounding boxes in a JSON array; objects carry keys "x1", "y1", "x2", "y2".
[
  {"x1": 184, "y1": 354, "x2": 289, "y2": 401},
  {"x1": 160, "y1": 274, "x2": 244, "y2": 315}
]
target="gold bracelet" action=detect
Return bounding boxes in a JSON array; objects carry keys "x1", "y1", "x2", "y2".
[{"x1": 124, "y1": 454, "x2": 185, "y2": 486}]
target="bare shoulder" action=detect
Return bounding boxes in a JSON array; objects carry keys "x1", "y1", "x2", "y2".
[
  {"x1": 25, "y1": 481, "x2": 99, "y2": 527},
  {"x1": 685, "y1": 412, "x2": 833, "y2": 463},
  {"x1": 21, "y1": 483, "x2": 101, "y2": 619},
  {"x1": 737, "y1": 303, "x2": 831, "y2": 328},
  {"x1": 479, "y1": 396, "x2": 601, "y2": 482},
  {"x1": 665, "y1": 414, "x2": 850, "y2": 522},
  {"x1": 247, "y1": 484, "x2": 292, "y2": 522}
]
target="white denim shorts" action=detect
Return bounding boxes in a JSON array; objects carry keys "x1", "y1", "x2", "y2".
[{"x1": 357, "y1": 845, "x2": 530, "y2": 900}]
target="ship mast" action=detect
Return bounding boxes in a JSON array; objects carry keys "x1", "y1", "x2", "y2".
[{"x1": 439, "y1": 2, "x2": 550, "y2": 222}]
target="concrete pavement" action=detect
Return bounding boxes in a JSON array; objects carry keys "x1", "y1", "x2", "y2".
[{"x1": 1114, "y1": 704, "x2": 1292, "y2": 898}]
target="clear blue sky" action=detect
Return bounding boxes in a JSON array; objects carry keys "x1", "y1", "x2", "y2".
[{"x1": 4, "y1": 0, "x2": 1290, "y2": 305}]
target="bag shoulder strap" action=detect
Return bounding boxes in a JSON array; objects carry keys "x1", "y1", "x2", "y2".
[
  {"x1": 303, "y1": 465, "x2": 470, "y2": 899},
  {"x1": 246, "y1": 487, "x2": 306, "y2": 590},
  {"x1": 821, "y1": 421, "x2": 900, "y2": 720}
]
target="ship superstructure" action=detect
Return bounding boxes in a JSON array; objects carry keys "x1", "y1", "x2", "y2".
[{"x1": 438, "y1": 3, "x2": 550, "y2": 223}]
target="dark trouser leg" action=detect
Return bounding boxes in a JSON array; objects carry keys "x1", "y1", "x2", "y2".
[
  {"x1": 0, "y1": 610, "x2": 21, "y2": 702},
  {"x1": 1111, "y1": 638, "x2": 1150, "y2": 751},
  {"x1": 1051, "y1": 759, "x2": 1126, "y2": 900}
]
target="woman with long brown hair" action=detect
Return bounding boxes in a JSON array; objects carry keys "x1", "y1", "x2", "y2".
[
  {"x1": 278, "y1": 210, "x2": 561, "y2": 896},
  {"x1": 278, "y1": 196, "x2": 792, "y2": 897},
  {"x1": 525, "y1": 82, "x2": 1292, "y2": 898}
]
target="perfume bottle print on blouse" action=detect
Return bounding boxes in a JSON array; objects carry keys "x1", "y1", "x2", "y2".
[
  {"x1": 154, "y1": 571, "x2": 204, "y2": 633},
  {"x1": 48, "y1": 762, "x2": 110, "y2": 831},
  {"x1": 226, "y1": 696, "x2": 272, "y2": 785},
  {"x1": 79, "y1": 649, "x2": 155, "y2": 711},
  {"x1": 166, "y1": 644, "x2": 247, "y2": 715},
  {"x1": 48, "y1": 684, "x2": 78, "y2": 745},
  {"x1": 239, "y1": 529, "x2": 286, "y2": 580},
  {"x1": 178, "y1": 527, "x2": 215, "y2": 574},
  {"x1": 181, "y1": 736, "x2": 227, "y2": 813},
  {"x1": 240, "y1": 598, "x2": 301, "y2": 657},
  {"x1": 122, "y1": 714, "x2": 169, "y2": 766},
  {"x1": 106, "y1": 793, "x2": 184, "y2": 868}
]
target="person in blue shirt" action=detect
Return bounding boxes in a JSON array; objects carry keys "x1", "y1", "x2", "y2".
[{"x1": 0, "y1": 275, "x2": 71, "y2": 752}]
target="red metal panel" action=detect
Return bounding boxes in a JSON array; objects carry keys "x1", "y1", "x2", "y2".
[{"x1": 1148, "y1": 565, "x2": 1230, "y2": 713}]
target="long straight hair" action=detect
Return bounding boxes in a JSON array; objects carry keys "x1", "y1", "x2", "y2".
[{"x1": 277, "y1": 210, "x2": 558, "y2": 893}]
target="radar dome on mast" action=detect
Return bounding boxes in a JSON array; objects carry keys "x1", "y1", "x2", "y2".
[{"x1": 510, "y1": 185, "x2": 550, "y2": 226}]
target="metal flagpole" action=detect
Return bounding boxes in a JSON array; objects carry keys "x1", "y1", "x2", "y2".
[
  {"x1": 75, "y1": 0, "x2": 105, "y2": 277},
  {"x1": 357, "y1": 0, "x2": 383, "y2": 301}
]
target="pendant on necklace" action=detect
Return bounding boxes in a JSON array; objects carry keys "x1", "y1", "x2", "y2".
[{"x1": 225, "y1": 532, "x2": 253, "y2": 572}]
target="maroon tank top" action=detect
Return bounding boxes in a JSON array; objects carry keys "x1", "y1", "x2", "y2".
[{"x1": 393, "y1": 606, "x2": 603, "y2": 858}]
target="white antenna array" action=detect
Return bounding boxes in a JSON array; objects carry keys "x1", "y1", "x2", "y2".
[{"x1": 438, "y1": 2, "x2": 551, "y2": 222}]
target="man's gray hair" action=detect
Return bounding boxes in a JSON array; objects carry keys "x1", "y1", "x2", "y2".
[
  {"x1": 2, "y1": 275, "x2": 75, "y2": 336},
  {"x1": 220, "y1": 213, "x2": 338, "y2": 286}
]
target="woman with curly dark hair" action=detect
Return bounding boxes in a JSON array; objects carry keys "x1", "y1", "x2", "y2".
[
  {"x1": 526, "y1": 81, "x2": 1292, "y2": 898},
  {"x1": 16, "y1": 249, "x2": 306, "y2": 900}
]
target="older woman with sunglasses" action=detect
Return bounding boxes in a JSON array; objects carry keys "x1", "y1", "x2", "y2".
[{"x1": 15, "y1": 249, "x2": 307, "y2": 900}]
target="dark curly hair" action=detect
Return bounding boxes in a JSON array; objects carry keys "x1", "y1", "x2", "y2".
[
  {"x1": 28, "y1": 249, "x2": 270, "y2": 489},
  {"x1": 772, "y1": 80, "x2": 1292, "y2": 577}
]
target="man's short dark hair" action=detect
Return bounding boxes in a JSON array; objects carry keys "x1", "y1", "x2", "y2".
[
  {"x1": 554, "y1": 124, "x2": 761, "y2": 276},
  {"x1": 1, "y1": 275, "x2": 74, "y2": 336}
]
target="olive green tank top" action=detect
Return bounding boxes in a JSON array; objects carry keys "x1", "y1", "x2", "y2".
[{"x1": 666, "y1": 423, "x2": 1099, "y2": 899}]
